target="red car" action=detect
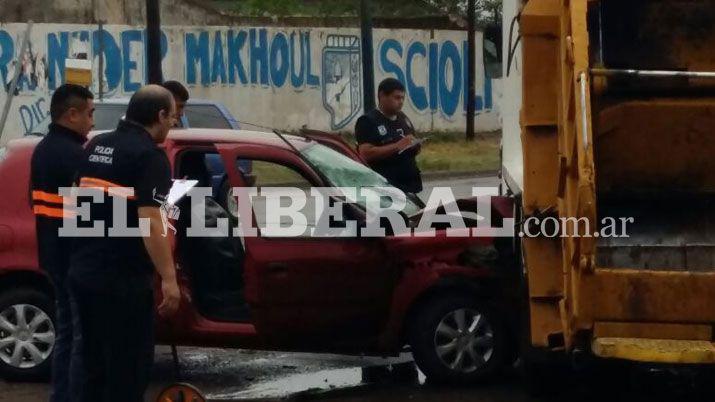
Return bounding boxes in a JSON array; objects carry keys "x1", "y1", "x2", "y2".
[{"x1": 0, "y1": 129, "x2": 517, "y2": 384}]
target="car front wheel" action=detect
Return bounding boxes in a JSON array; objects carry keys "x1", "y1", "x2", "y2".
[
  {"x1": 409, "y1": 294, "x2": 507, "y2": 384},
  {"x1": 0, "y1": 288, "x2": 55, "y2": 381}
]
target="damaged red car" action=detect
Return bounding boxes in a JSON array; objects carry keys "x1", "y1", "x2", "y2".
[{"x1": 0, "y1": 128, "x2": 518, "y2": 384}]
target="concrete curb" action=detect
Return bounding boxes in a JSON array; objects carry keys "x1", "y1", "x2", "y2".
[{"x1": 421, "y1": 169, "x2": 499, "y2": 181}]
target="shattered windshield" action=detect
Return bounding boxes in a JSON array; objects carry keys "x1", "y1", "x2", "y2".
[{"x1": 302, "y1": 143, "x2": 422, "y2": 217}]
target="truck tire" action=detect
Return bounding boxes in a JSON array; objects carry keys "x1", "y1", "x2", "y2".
[
  {"x1": 0, "y1": 288, "x2": 54, "y2": 381},
  {"x1": 409, "y1": 294, "x2": 507, "y2": 384}
]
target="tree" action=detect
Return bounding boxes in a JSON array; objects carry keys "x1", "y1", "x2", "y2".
[
  {"x1": 420, "y1": 0, "x2": 502, "y2": 29},
  {"x1": 212, "y1": 0, "x2": 502, "y2": 25}
]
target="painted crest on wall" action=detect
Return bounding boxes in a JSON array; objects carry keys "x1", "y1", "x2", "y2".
[{"x1": 321, "y1": 35, "x2": 362, "y2": 130}]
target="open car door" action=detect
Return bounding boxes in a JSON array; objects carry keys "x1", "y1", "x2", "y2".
[{"x1": 216, "y1": 143, "x2": 396, "y2": 350}]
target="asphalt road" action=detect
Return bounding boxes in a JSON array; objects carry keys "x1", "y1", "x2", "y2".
[
  {"x1": 4, "y1": 345, "x2": 713, "y2": 402},
  {"x1": 419, "y1": 174, "x2": 500, "y2": 201}
]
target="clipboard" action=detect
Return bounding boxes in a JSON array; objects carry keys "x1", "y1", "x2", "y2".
[
  {"x1": 398, "y1": 137, "x2": 429, "y2": 155},
  {"x1": 167, "y1": 179, "x2": 199, "y2": 205}
]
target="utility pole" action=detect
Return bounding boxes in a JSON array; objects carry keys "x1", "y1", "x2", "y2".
[
  {"x1": 466, "y1": 0, "x2": 476, "y2": 140},
  {"x1": 146, "y1": 0, "x2": 163, "y2": 84},
  {"x1": 360, "y1": 0, "x2": 375, "y2": 112},
  {"x1": 98, "y1": 21, "x2": 105, "y2": 100}
]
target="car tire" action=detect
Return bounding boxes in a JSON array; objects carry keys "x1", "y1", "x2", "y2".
[
  {"x1": 0, "y1": 288, "x2": 55, "y2": 381},
  {"x1": 409, "y1": 294, "x2": 507, "y2": 384}
]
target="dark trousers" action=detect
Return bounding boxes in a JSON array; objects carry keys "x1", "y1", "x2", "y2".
[
  {"x1": 48, "y1": 271, "x2": 83, "y2": 402},
  {"x1": 70, "y1": 278, "x2": 155, "y2": 402}
]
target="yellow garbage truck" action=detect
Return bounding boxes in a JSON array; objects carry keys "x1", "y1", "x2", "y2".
[{"x1": 501, "y1": 0, "x2": 715, "y2": 374}]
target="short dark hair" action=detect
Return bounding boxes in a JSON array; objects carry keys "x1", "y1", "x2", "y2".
[
  {"x1": 50, "y1": 84, "x2": 94, "y2": 122},
  {"x1": 162, "y1": 80, "x2": 189, "y2": 102},
  {"x1": 378, "y1": 78, "x2": 405, "y2": 96},
  {"x1": 125, "y1": 85, "x2": 174, "y2": 126}
]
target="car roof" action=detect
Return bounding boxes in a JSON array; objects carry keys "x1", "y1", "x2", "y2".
[
  {"x1": 7, "y1": 128, "x2": 313, "y2": 153},
  {"x1": 162, "y1": 128, "x2": 313, "y2": 150},
  {"x1": 95, "y1": 98, "x2": 220, "y2": 106}
]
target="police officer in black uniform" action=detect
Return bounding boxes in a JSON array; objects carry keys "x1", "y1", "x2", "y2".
[
  {"x1": 30, "y1": 84, "x2": 94, "y2": 402},
  {"x1": 69, "y1": 85, "x2": 181, "y2": 402},
  {"x1": 355, "y1": 78, "x2": 423, "y2": 194},
  {"x1": 161, "y1": 80, "x2": 189, "y2": 127}
]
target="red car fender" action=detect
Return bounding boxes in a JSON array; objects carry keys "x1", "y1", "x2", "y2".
[
  {"x1": 378, "y1": 261, "x2": 493, "y2": 351},
  {"x1": 491, "y1": 195, "x2": 514, "y2": 220}
]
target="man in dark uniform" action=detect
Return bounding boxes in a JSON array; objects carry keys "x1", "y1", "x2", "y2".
[
  {"x1": 355, "y1": 78, "x2": 423, "y2": 194},
  {"x1": 69, "y1": 85, "x2": 181, "y2": 402},
  {"x1": 30, "y1": 84, "x2": 94, "y2": 402},
  {"x1": 161, "y1": 80, "x2": 189, "y2": 127}
]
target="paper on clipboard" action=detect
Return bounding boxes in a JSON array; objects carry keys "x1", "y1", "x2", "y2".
[
  {"x1": 167, "y1": 179, "x2": 199, "y2": 205},
  {"x1": 398, "y1": 137, "x2": 428, "y2": 154}
]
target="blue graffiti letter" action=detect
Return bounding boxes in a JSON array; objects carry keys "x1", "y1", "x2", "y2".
[
  {"x1": 249, "y1": 28, "x2": 269, "y2": 85},
  {"x1": 186, "y1": 31, "x2": 210, "y2": 86},
  {"x1": 462, "y1": 41, "x2": 483, "y2": 112},
  {"x1": 0, "y1": 31, "x2": 14, "y2": 86},
  {"x1": 227, "y1": 30, "x2": 247, "y2": 85},
  {"x1": 270, "y1": 33, "x2": 289, "y2": 87},
  {"x1": 406, "y1": 42, "x2": 428, "y2": 111},
  {"x1": 484, "y1": 72, "x2": 492, "y2": 110},
  {"x1": 438, "y1": 41, "x2": 461, "y2": 116},
  {"x1": 48, "y1": 32, "x2": 70, "y2": 90},
  {"x1": 211, "y1": 31, "x2": 227, "y2": 84},
  {"x1": 93, "y1": 29, "x2": 121, "y2": 92},
  {"x1": 428, "y1": 43, "x2": 439, "y2": 111},
  {"x1": 305, "y1": 32, "x2": 319, "y2": 86},
  {"x1": 19, "y1": 105, "x2": 34, "y2": 133},
  {"x1": 289, "y1": 32, "x2": 305, "y2": 88},
  {"x1": 141, "y1": 29, "x2": 169, "y2": 84},
  {"x1": 121, "y1": 30, "x2": 143, "y2": 92},
  {"x1": 379, "y1": 39, "x2": 405, "y2": 85}
]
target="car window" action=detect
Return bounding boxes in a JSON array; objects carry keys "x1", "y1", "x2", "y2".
[
  {"x1": 93, "y1": 104, "x2": 126, "y2": 131},
  {"x1": 247, "y1": 160, "x2": 316, "y2": 237},
  {"x1": 302, "y1": 143, "x2": 422, "y2": 217},
  {"x1": 185, "y1": 105, "x2": 232, "y2": 129}
]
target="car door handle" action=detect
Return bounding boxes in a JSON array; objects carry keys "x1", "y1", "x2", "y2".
[{"x1": 267, "y1": 263, "x2": 289, "y2": 274}]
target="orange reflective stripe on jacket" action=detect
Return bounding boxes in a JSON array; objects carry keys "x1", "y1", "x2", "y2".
[
  {"x1": 32, "y1": 190, "x2": 71, "y2": 205},
  {"x1": 79, "y1": 177, "x2": 137, "y2": 200},
  {"x1": 33, "y1": 205, "x2": 77, "y2": 219}
]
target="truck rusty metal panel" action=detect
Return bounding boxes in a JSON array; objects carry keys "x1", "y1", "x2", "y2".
[{"x1": 503, "y1": 0, "x2": 715, "y2": 364}]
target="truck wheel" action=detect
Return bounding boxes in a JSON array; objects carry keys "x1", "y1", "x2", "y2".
[
  {"x1": 0, "y1": 288, "x2": 54, "y2": 381},
  {"x1": 409, "y1": 294, "x2": 507, "y2": 384}
]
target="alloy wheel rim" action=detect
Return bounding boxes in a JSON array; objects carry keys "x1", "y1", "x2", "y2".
[
  {"x1": 433, "y1": 308, "x2": 494, "y2": 373},
  {"x1": 0, "y1": 304, "x2": 55, "y2": 369}
]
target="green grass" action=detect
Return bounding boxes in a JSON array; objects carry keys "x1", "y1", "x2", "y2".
[
  {"x1": 336, "y1": 130, "x2": 501, "y2": 174},
  {"x1": 251, "y1": 160, "x2": 303, "y2": 184},
  {"x1": 416, "y1": 131, "x2": 500, "y2": 174}
]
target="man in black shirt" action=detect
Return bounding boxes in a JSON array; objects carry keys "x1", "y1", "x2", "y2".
[
  {"x1": 161, "y1": 80, "x2": 189, "y2": 127},
  {"x1": 30, "y1": 84, "x2": 94, "y2": 402},
  {"x1": 69, "y1": 85, "x2": 180, "y2": 402},
  {"x1": 355, "y1": 78, "x2": 423, "y2": 194}
]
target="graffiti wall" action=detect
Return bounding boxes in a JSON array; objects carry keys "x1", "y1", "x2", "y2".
[{"x1": 0, "y1": 23, "x2": 501, "y2": 143}]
